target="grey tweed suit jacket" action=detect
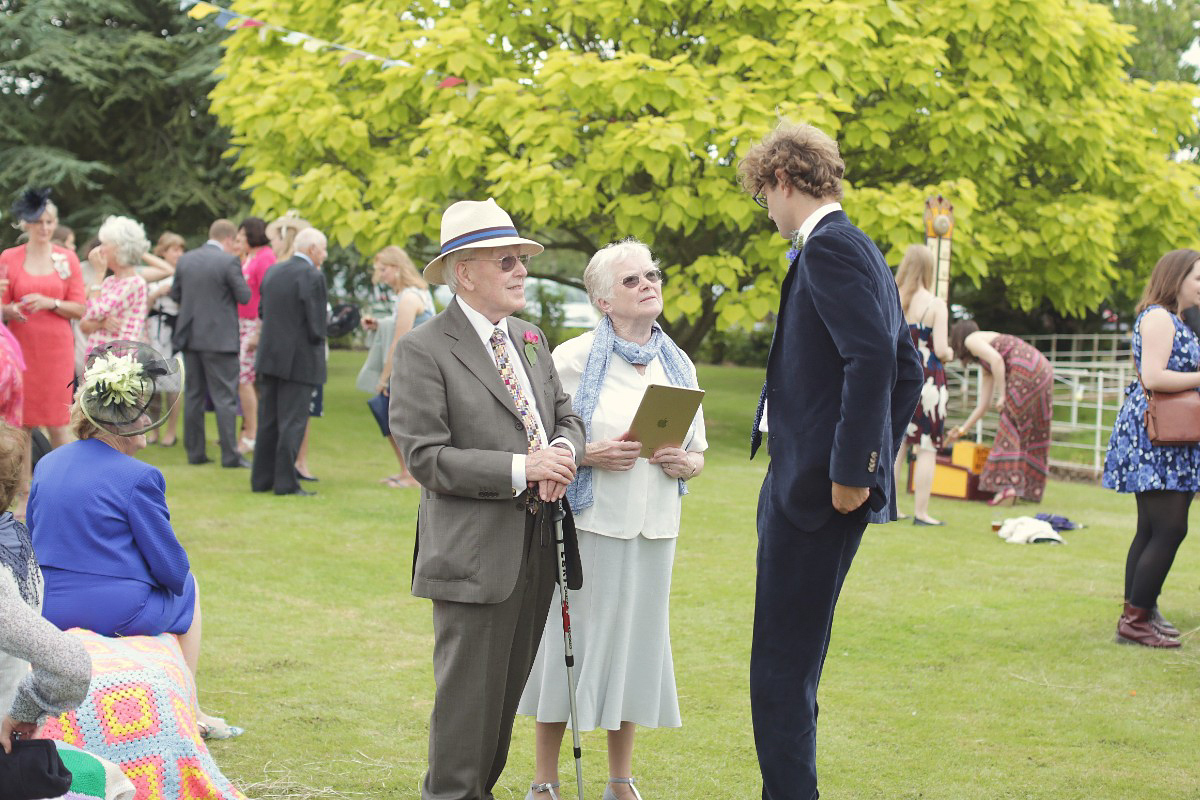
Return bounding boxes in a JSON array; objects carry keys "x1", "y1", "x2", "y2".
[
  {"x1": 389, "y1": 299, "x2": 585, "y2": 604},
  {"x1": 169, "y1": 243, "x2": 250, "y2": 353}
]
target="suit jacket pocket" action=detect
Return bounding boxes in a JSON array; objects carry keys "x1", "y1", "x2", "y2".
[{"x1": 415, "y1": 496, "x2": 481, "y2": 583}]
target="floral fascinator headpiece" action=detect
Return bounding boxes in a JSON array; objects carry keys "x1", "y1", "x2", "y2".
[
  {"x1": 79, "y1": 341, "x2": 183, "y2": 436},
  {"x1": 10, "y1": 187, "x2": 52, "y2": 223}
]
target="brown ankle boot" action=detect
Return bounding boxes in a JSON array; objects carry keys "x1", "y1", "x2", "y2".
[{"x1": 1117, "y1": 603, "x2": 1181, "y2": 648}]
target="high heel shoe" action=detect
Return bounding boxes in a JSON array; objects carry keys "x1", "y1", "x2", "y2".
[
  {"x1": 525, "y1": 782, "x2": 559, "y2": 800},
  {"x1": 603, "y1": 777, "x2": 645, "y2": 800},
  {"x1": 987, "y1": 488, "x2": 1017, "y2": 507}
]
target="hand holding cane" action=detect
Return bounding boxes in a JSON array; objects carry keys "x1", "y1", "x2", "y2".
[{"x1": 552, "y1": 500, "x2": 585, "y2": 800}]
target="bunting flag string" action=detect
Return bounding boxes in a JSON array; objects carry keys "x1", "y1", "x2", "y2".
[{"x1": 180, "y1": 1, "x2": 414, "y2": 71}]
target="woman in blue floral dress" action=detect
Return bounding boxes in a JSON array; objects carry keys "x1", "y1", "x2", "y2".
[{"x1": 1102, "y1": 248, "x2": 1200, "y2": 649}]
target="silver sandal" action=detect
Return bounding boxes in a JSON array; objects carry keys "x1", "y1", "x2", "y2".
[
  {"x1": 526, "y1": 782, "x2": 560, "y2": 800},
  {"x1": 602, "y1": 777, "x2": 644, "y2": 800}
]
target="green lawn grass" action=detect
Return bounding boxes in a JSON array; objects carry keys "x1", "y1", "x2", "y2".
[{"x1": 140, "y1": 352, "x2": 1199, "y2": 799}]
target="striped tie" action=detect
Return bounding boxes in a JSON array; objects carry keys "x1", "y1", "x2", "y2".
[{"x1": 490, "y1": 328, "x2": 542, "y2": 454}]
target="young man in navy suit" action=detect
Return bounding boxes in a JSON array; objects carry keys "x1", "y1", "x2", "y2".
[{"x1": 739, "y1": 122, "x2": 923, "y2": 799}]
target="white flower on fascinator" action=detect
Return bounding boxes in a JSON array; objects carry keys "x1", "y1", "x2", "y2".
[{"x1": 83, "y1": 352, "x2": 145, "y2": 409}]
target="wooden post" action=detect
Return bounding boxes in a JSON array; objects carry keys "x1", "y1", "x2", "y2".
[{"x1": 923, "y1": 195, "x2": 954, "y2": 302}]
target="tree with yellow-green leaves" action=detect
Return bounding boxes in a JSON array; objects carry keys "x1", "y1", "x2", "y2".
[{"x1": 211, "y1": 0, "x2": 1200, "y2": 351}]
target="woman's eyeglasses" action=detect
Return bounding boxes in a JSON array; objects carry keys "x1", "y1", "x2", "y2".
[
  {"x1": 619, "y1": 269, "x2": 664, "y2": 289},
  {"x1": 752, "y1": 188, "x2": 768, "y2": 209},
  {"x1": 460, "y1": 254, "x2": 531, "y2": 272}
]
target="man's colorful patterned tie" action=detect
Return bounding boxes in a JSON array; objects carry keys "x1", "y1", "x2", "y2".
[{"x1": 490, "y1": 328, "x2": 542, "y2": 454}]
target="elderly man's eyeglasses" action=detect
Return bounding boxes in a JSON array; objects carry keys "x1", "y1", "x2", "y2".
[
  {"x1": 752, "y1": 188, "x2": 768, "y2": 209},
  {"x1": 460, "y1": 254, "x2": 530, "y2": 272},
  {"x1": 619, "y1": 269, "x2": 664, "y2": 289}
]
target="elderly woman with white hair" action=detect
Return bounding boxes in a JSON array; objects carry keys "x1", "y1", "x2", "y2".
[
  {"x1": 518, "y1": 238, "x2": 706, "y2": 800},
  {"x1": 79, "y1": 215, "x2": 171, "y2": 353}
]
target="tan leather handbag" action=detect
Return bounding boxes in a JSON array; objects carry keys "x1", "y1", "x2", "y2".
[{"x1": 1142, "y1": 377, "x2": 1200, "y2": 445}]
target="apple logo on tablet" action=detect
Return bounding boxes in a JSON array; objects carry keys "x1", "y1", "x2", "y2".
[{"x1": 657, "y1": 419, "x2": 668, "y2": 428}]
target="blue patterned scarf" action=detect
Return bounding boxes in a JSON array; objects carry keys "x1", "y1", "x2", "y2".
[{"x1": 567, "y1": 315, "x2": 698, "y2": 513}]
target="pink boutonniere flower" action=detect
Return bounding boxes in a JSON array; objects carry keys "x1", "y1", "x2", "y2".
[{"x1": 523, "y1": 331, "x2": 539, "y2": 366}]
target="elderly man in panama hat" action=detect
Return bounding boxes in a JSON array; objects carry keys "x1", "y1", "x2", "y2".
[{"x1": 389, "y1": 199, "x2": 585, "y2": 800}]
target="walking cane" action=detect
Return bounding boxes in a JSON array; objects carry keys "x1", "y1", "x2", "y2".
[{"x1": 552, "y1": 500, "x2": 585, "y2": 800}]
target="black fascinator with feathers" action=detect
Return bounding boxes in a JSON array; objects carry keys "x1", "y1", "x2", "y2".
[{"x1": 10, "y1": 188, "x2": 52, "y2": 223}]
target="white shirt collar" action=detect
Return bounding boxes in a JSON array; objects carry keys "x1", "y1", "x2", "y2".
[
  {"x1": 455, "y1": 295, "x2": 510, "y2": 346},
  {"x1": 205, "y1": 239, "x2": 225, "y2": 251},
  {"x1": 295, "y1": 252, "x2": 314, "y2": 267},
  {"x1": 798, "y1": 202, "x2": 842, "y2": 242}
]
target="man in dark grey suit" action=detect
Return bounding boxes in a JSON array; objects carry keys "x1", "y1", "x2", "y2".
[
  {"x1": 170, "y1": 219, "x2": 251, "y2": 467},
  {"x1": 251, "y1": 227, "x2": 328, "y2": 496},
  {"x1": 390, "y1": 199, "x2": 584, "y2": 800}
]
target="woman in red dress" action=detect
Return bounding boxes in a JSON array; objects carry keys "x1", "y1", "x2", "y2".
[{"x1": 0, "y1": 189, "x2": 85, "y2": 518}]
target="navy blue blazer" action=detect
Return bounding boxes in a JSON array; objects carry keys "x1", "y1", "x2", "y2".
[{"x1": 754, "y1": 210, "x2": 923, "y2": 531}]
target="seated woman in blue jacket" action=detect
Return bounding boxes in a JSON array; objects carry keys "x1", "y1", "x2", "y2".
[{"x1": 27, "y1": 342, "x2": 240, "y2": 739}]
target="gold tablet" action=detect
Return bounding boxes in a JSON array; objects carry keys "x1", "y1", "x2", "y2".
[{"x1": 628, "y1": 384, "x2": 706, "y2": 459}]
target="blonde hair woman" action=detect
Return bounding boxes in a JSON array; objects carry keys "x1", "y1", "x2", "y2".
[
  {"x1": 0, "y1": 190, "x2": 85, "y2": 521},
  {"x1": 358, "y1": 246, "x2": 435, "y2": 488},
  {"x1": 892, "y1": 245, "x2": 953, "y2": 525},
  {"x1": 266, "y1": 212, "x2": 310, "y2": 260}
]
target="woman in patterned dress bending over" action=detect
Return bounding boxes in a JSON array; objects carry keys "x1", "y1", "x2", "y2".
[
  {"x1": 946, "y1": 321, "x2": 1053, "y2": 505},
  {"x1": 892, "y1": 245, "x2": 953, "y2": 525},
  {"x1": 1101, "y1": 249, "x2": 1200, "y2": 649}
]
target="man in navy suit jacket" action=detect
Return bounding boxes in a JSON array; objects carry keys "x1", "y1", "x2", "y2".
[{"x1": 739, "y1": 122, "x2": 923, "y2": 799}]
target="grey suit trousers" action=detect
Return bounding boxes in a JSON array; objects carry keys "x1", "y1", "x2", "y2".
[
  {"x1": 423, "y1": 508, "x2": 558, "y2": 800},
  {"x1": 182, "y1": 349, "x2": 240, "y2": 466}
]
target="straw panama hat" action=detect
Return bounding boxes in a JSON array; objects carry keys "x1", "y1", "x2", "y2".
[{"x1": 422, "y1": 198, "x2": 544, "y2": 285}]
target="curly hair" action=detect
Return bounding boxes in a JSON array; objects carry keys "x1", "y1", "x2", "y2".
[
  {"x1": 97, "y1": 215, "x2": 150, "y2": 267},
  {"x1": 738, "y1": 121, "x2": 844, "y2": 201},
  {"x1": 0, "y1": 422, "x2": 28, "y2": 510}
]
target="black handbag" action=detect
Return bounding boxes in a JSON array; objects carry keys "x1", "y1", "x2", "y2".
[{"x1": 0, "y1": 739, "x2": 73, "y2": 800}]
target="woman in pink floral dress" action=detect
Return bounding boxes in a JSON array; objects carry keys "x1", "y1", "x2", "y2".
[{"x1": 79, "y1": 217, "x2": 165, "y2": 354}]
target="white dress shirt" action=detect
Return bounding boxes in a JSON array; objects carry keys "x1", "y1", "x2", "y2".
[
  {"x1": 758, "y1": 201, "x2": 843, "y2": 434},
  {"x1": 455, "y1": 296, "x2": 573, "y2": 494}
]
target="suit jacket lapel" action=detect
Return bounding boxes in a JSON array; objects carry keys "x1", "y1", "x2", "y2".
[{"x1": 446, "y1": 302, "x2": 523, "y2": 422}]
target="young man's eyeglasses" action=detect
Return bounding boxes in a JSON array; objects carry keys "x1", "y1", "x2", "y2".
[
  {"x1": 460, "y1": 254, "x2": 531, "y2": 272},
  {"x1": 752, "y1": 187, "x2": 768, "y2": 209},
  {"x1": 619, "y1": 269, "x2": 664, "y2": 289}
]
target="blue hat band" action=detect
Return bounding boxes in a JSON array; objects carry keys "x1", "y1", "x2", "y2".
[{"x1": 440, "y1": 226, "x2": 520, "y2": 254}]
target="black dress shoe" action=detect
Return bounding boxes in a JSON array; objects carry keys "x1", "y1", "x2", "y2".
[
  {"x1": 188, "y1": 457, "x2": 213, "y2": 465},
  {"x1": 296, "y1": 471, "x2": 319, "y2": 482},
  {"x1": 223, "y1": 457, "x2": 252, "y2": 469},
  {"x1": 276, "y1": 488, "x2": 317, "y2": 497}
]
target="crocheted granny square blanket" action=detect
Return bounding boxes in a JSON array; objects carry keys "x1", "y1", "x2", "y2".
[{"x1": 39, "y1": 629, "x2": 245, "y2": 800}]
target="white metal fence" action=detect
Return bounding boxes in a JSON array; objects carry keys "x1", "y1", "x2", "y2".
[{"x1": 947, "y1": 333, "x2": 1135, "y2": 479}]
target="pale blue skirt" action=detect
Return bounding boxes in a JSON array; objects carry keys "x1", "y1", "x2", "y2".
[{"x1": 517, "y1": 529, "x2": 680, "y2": 730}]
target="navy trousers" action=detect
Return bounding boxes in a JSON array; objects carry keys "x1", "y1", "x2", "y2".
[{"x1": 751, "y1": 469, "x2": 867, "y2": 800}]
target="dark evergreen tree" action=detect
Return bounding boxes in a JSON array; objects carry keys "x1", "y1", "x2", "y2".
[{"x1": 0, "y1": 0, "x2": 249, "y2": 246}]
